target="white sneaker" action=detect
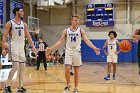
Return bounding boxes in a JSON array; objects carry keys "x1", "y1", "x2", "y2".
[{"x1": 73, "y1": 88, "x2": 79, "y2": 93}]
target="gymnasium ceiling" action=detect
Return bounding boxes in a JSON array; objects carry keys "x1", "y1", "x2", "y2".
[
  {"x1": 23, "y1": 0, "x2": 140, "y2": 10},
  {"x1": 22, "y1": 0, "x2": 140, "y2": 11},
  {"x1": 77, "y1": 0, "x2": 140, "y2": 5},
  {"x1": 23, "y1": 0, "x2": 140, "y2": 4}
]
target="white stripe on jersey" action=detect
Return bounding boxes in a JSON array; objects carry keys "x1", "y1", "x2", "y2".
[
  {"x1": 66, "y1": 27, "x2": 81, "y2": 51},
  {"x1": 10, "y1": 19, "x2": 25, "y2": 52},
  {"x1": 108, "y1": 39, "x2": 117, "y2": 55},
  {"x1": 38, "y1": 43, "x2": 45, "y2": 51}
]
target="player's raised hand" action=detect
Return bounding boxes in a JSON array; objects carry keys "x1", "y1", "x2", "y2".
[{"x1": 94, "y1": 48, "x2": 100, "y2": 55}]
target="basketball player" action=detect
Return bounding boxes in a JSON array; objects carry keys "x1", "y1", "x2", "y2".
[
  {"x1": 2, "y1": 7, "x2": 37, "y2": 93},
  {"x1": 132, "y1": 29, "x2": 140, "y2": 75},
  {"x1": 103, "y1": 31, "x2": 120, "y2": 80},
  {"x1": 46, "y1": 15, "x2": 100, "y2": 93}
]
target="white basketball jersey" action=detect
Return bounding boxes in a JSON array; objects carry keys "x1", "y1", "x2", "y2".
[
  {"x1": 108, "y1": 39, "x2": 117, "y2": 55},
  {"x1": 10, "y1": 19, "x2": 25, "y2": 52},
  {"x1": 66, "y1": 27, "x2": 81, "y2": 51}
]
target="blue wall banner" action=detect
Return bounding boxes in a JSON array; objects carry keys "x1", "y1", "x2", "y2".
[
  {"x1": 0, "y1": 0, "x2": 3, "y2": 28},
  {"x1": 10, "y1": 0, "x2": 24, "y2": 19}
]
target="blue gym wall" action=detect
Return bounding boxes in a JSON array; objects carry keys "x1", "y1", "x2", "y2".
[{"x1": 81, "y1": 40, "x2": 138, "y2": 62}]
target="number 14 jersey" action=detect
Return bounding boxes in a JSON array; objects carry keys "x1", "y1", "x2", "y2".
[{"x1": 66, "y1": 27, "x2": 81, "y2": 51}]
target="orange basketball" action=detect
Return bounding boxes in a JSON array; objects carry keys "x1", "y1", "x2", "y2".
[{"x1": 119, "y1": 40, "x2": 131, "y2": 52}]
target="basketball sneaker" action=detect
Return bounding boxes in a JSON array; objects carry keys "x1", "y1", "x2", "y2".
[
  {"x1": 73, "y1": 88, "x2": 79, "y2": 93},
  {"x1": 70, "y1": 72, "x2": 74, "y2": 75},
  {"x1": 113, "y1": 74, "x2": 116, "y2": 80},
  {"x1": 3, "y1": 86, "x2": 12, "y2": 93},
  {"x1": 17, "y1": 87, "x2": 27, "y2": 93},
  {"x1": 63, "y1": 86, "x2": 70, "y2": 93},
  {"x1": 104, "y1": 75, "x2": 110, "y2": 80}
]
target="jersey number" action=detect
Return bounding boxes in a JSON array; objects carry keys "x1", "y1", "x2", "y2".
[
  {"x1": 71, "y1": 37, "x2": 76, "y2": 42},
  {"x1": 110, "y1": 46, "x2": 113, "y2": 49},
  {"x1": 18, "y1": 30, "x2": 21, "y2": 36}
]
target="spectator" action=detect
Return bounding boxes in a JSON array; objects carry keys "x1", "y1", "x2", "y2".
[
  {"x1": 46, "y1": 53, "x2": 55, "y2": 63},
  {"x1": 53, "y1": 50, "x2": 61, "y2": 63}
]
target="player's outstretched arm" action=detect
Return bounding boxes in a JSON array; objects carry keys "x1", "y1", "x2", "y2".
[
  {"x1": 24, "y1": 23, "x2": 37, "y2": 53},
  {"x1": 81, "y1": 29, "x2": 100, "y2": 55},
  {"x1": 103, "y1": 40, "x2": 108, "y2": 55},
  {"x1": 46, "y1": 29, "x2": 67, "y2": 55}
]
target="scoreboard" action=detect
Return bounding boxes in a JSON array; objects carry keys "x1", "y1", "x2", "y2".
[{"x1": 86, "y1": 3, "x2": 114, "y2": 27}]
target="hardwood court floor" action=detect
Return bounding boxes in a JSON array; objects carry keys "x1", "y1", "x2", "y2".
[{"x1": 0, "y1": 62, "x2": 140, "y2": 93}]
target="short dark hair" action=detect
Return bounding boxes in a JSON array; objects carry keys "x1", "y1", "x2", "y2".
[
  {"x1": 135, "y1": 29, "x2": 140, "y2": 35},
  {"x1": 39, "y1": 37, "x2": 43, "y2": 40},
  {"x1": 108, "y1": 31, "x2": 117, "y2": 38},
  {"x1": 71, "y1": 15, "x2": 79, "y2": 19},
  {"x1": 13, "y1": 7, "x2": 22, "y2": 15}
]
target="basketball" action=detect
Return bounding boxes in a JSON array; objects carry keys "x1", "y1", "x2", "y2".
[{"x1": 119, "y1": 40, "x2": 131, "y2": 52}]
